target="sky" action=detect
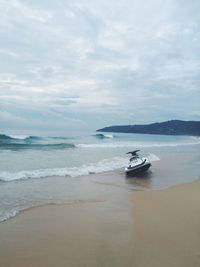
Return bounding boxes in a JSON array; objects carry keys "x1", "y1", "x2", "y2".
[{"x1": 0, "y1": 0, "x2": 200, "y2": 134}]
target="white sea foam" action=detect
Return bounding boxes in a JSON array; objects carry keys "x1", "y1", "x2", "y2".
[
  {"x1": 148, "y1": 153, "x2": 160, "y2": 161},
  {"x1": 0, "y1": 210, "x2": 19, "y2": 222},
  {"x1": 0, "y1": 157, "x2": 128, "y2": 182},
  {"x1": 0, "y1": 154, "x2": 161, "y2": 182},
  {"x1": 104, "y1": 134, "x2": 114, "y2": 138},
  {"x1": 8, "y1": 134, "x2": 30, "y2": 140},
  {"x1": 0, "y1": 153, "x2": 159, "y2": 222},
  {"x1": 94, "y1": 133, "x2": 114, "y2": 138},
  {"x1": 77, "y1": 140, "x2": 200, "y2": 148}
]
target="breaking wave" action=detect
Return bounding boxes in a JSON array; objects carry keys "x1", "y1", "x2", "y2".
[
  {"x1": 0, "y1": 134, "x2": 71, "y2": 142},
  {"x1": 0, "y1": 154, "x2": 159, "y2": 182},
  {"x1": 0, "y1": 142, "x2": 75, "y2": 150},
  {"x1": 0, "y1": 157, "x2": 128, "y2": 182},
  {"x1": 0, "y1": 153, "x2": 160, "y2": 222},
  {"x1": 0, "y1": 134, "x2": 39, "y2": 141},
  {"x1": 0, "y1": 134, "x2": 75, "y2": 150},
  {"x1": 94, "y1": 133, "x2": 114, "y2": 139},
  {"x1": 0, "y1": 210, "x2": 19, "y2": 222},
  {"x1": 77, "y1": 140, "x2": 200, "y2": 148}
]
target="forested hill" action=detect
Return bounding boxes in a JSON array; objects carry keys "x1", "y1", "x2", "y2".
[{"x1": 97, "y1": 120, "x2": 200, "y2": 136}]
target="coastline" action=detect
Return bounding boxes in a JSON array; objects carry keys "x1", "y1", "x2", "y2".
[
  {"x1": 0, "y1": 174, "x2": 200, "y2": 266},
  {"x1": 0, "y1": 171, "x2": 135, "y2": 267}
]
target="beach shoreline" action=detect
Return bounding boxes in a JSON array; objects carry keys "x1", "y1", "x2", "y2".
[
  {"x1": 0, "y1": 171, "x2": 135, "y2": 267},
  {"x1": 0, "y1": 173, "x2": 200, "y2": 266}
]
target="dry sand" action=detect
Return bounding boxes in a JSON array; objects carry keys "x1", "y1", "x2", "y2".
[
  {"x1": 0, "y1": 178, "x2": 200, "y2": 267},
  {"x1": 133, "y1": 178, "x2": 200, "y2": 267}
]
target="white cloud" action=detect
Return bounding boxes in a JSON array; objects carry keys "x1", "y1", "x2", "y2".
[{"x1": 0, "y1": 0, "x2": 200, "y2": 132}]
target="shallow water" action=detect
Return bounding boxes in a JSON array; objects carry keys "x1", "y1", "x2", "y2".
[{"x1": 0, "y1": 131, "x2": 200, "y2": 222}]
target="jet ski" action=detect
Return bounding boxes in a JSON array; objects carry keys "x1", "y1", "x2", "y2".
[{"x1": 125, "y1": 150, "x2": 151, "y2": 176}]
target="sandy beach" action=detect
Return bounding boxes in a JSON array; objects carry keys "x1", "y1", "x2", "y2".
[
  {"x1": 0, "y1": 175, "x2": 200, "y2": 267},
  {"x1": 0, "y1": 172, "x2": 135, "y2": 267},
  {"x1": 133, "y1": 178, "x2": 200, "y2": 267}
]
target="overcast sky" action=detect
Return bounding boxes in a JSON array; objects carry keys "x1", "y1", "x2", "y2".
[{"x1": 0, "y1": 0, "x2": 200, "y2": 134}]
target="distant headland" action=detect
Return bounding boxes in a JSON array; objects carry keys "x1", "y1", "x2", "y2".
[{"x1": 97, "y1": 120, "x2": 200, "y2": 136}]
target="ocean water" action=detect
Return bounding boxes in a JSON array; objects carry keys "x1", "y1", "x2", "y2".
[{"x1": 0, "y1": 131, "x2": 200, "y2": 222}]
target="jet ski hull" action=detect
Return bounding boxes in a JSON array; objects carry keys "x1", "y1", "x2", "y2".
[{"x1": 125, "y1": 162, "x2": 151, "y2": 176}]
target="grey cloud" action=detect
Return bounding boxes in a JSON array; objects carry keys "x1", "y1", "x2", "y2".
[{"x1": 0, "y1": 0, "x2": 200, "y2": 132}]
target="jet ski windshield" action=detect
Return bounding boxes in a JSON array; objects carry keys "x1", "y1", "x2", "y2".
[
  {"x1": 127, "y1": 150, "x2": 141, "y2": 161},
  {"x1": 130, "y1": 155, "x2": 139, "y2": 162},
  {"x1": 126, "y1": 150, "x2": 140, "y2": 156}
]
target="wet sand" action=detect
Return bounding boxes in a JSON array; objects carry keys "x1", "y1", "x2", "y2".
[
  {"x1": 0, "y1": 203, "x2": 133, "y2": 267},
  {"x1": 0, "y1": 175, "x2": 200, "y2": 267},
  {"x1": 0, "y1": 172, "x2": 135, "y2": 267}
]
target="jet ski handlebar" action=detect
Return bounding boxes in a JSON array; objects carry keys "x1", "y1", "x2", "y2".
[{"x1": 126, "y1": 150, "x2": 140, "y2": 155}]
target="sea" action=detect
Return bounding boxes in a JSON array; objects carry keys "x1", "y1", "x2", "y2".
[{"x1": 0, "y1": 131, "x2": 200, "y2": 222}]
